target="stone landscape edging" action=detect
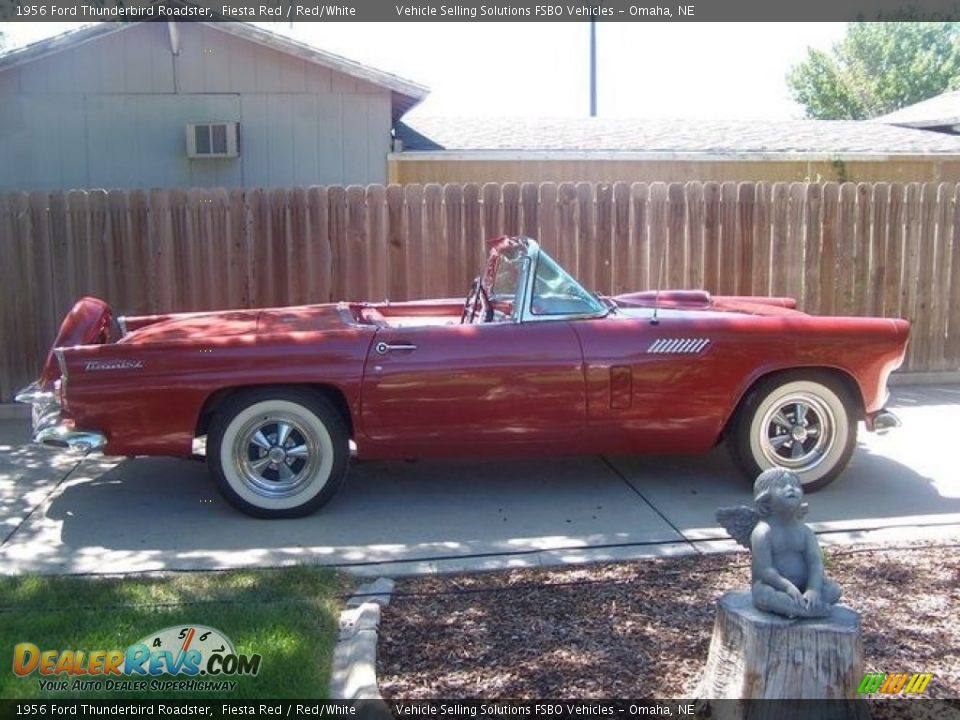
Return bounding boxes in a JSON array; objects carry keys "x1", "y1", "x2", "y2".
[{"x1": 329, "y1": 577, "x2": 394, "y2": 701}]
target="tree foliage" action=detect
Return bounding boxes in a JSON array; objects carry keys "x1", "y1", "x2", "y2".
[{"x1": 788, "y1": 23, "x2": 960, "y2": 120}]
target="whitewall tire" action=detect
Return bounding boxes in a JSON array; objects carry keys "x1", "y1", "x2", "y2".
[
  {"x1": 208, "y1": 389, "x2": 349, "y2": 518},
  {"x1": 729, "y1": 374, "x2": 856, "y2": 492}
]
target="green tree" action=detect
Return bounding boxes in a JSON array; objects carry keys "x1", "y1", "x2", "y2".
[{"x1": 788, "y1": 23, "x2": 960, "y2": 120}]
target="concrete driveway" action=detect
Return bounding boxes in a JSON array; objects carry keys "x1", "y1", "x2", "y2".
[{"x1": 1, "y1": 385, "x2": 959, "y2": 576}]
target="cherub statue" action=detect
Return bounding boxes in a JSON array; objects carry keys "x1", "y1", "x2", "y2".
[{"x1": 717, "y1": 468, "x2": 842, "y2": 618}]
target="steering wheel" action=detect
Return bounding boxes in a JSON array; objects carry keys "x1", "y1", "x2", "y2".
[{"x1": 460, "y1": 277, "x2": 493, "y2": 324}]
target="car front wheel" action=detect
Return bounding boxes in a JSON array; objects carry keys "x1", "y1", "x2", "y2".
[
  {"x1": 729, "y1": 374, "x2": 856, "y2": 492},
  {"x1": 208, "y1": 389, "x2": 349, "y2": 518}
]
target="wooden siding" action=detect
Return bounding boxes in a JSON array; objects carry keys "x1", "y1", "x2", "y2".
[
  {"x1": 1, "y1": 181, "x2": 957, "y2": 402},
  {"x1": 0, "y1": 23, "x2": 392, "y2": 191},
  {"x1": 389, "y1": 158, "x2": 960, "y2": 185}
]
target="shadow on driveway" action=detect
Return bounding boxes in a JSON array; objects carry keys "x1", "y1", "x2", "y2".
[{"x1": 1, "y1": 385, "x2": 958, "y2": 575}]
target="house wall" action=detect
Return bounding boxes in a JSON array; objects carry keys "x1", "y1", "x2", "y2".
[
  {"x1": 0, "y1": 22, "x2": 392, "y2": 191},
  {"x1": 388, "y1": 157, "x2": 960, "y2": 185}
]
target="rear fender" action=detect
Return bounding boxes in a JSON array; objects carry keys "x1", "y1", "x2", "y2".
[{"x1": 39, "y1": 297, "x2": 115, "y2": 387}]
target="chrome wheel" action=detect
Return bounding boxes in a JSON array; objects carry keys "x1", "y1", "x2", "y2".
[
  {"x1": 233, "y1": 412, "x2": 322, "y2": 499},
  {"x1": 732, "y1": 375, "x2": 856, "y2": 492},
  {"x1": 209, "y1": 391, "x2": 349, "y2": 518},
  {"x1": 759, "y1": 393, "x2": 836, "y2": 472}
]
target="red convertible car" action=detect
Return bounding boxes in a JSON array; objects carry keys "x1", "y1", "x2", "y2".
[{"x1": 17, "y1": 236, "x2": 908, "y2": 518}]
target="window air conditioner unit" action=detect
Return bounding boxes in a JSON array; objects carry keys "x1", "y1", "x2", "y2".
[{"x1": 186, "y1": 122, "x2": 239, "y2": 158}]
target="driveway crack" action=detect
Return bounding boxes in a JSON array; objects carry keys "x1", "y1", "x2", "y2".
[{"x1": 600, "y1": 456, "x2": 701, "y2": 554}]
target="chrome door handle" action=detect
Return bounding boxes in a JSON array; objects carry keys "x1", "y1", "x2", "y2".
[{"x1": 375, "y1": 341, "x2": 417, "y2": 354}]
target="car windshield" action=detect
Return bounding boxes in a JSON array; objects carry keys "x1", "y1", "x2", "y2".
[
  {"x1": 484, "y1": 237, "x2": 606, "y2": 320},
  {"x1": 531, "y1": 251, "x2": 606, "y2": 316}
]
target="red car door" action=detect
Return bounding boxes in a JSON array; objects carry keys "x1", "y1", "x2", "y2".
[
  {"x1": 570, "y1": 312, "x2": 732, "y2": 455},
  {"x1": 359, "y1": 321, "x2": 586, "y2": 455}
]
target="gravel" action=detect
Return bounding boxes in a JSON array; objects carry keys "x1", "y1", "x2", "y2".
[{"x1": 378, "y1": 542, "x2": 960, "y2": 700}]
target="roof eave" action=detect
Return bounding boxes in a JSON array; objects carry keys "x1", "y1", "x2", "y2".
[
  {"x1": 390, "y1": 150, "x2": 960, "y2": 162},
  {"x1": 882, "y1": 118, "x2": 960, "y2": 130},
  {"x1": 0, "y1": 19, "x2": 430, "y2": 120},
  {"x1": 205, "y1": 22, "x2": 429, "y2": 114},
  {"x1": 0, "y1": 23, "x2": 119, "y2": 73}
]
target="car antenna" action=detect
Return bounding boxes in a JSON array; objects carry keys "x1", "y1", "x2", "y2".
[{"x1": 651, "y1": 244, "x2": 666, "y2": 326}]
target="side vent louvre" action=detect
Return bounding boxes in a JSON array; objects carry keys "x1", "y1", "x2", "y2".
[
  {"x1": 186, "y1": 122, "x2": 239, "y2": 158},
  {"x1": 646, "y1": 338, "x2": 711, "y2": 354}
]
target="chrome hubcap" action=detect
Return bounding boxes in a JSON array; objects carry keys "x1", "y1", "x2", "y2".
[
  {"x1": 233, "y1": 413, "x2": 320, "y2": 498},
  {"x1": 760, "y1": 393, "x2": 836, "y2": 474}
]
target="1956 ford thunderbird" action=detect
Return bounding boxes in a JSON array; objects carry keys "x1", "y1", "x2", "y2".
[{"x1": 17, "y1": 236, "x2": 909, "y2": 518}]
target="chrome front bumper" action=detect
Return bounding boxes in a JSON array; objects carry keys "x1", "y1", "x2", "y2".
[{"x1": 14, "y1": 381, "x2": 106, "y2": 453}]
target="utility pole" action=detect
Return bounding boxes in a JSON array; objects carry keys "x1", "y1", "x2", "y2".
[{"x1": 589, "y1": 18, "x2": 597, "y2": 117}]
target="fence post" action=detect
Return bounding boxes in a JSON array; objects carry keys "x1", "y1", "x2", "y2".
[
  {"x1": 463, "y1": 183, "x2": 484, "y2": 284},
  {"x1": 345, "y1": 184, "x2": 369, "y2": 301},
  {"x1": 948, "y1": 185, "x2": 960, "y2": 367},
  {"x1": 803, "y1": 184, "x2": 823, "y2": 314},
  {"x1": 932, "y1": 184, "x2": 953, "y2": 370},
  {"x1": 647, "y1": 183, "x2": 668, "y2": 292},
  {"x1": 667, "y1": 182, "x2": 687, "y2": 291},
  {"x1": 851, "y1": 183, "x2": 870, "y2": 316},
  {"x1": 631, "y1": 182, "x2": 650, "y2": 291},
  {"x1": 736, "y1": 183, "x2": 756, "y2": 296},
  {"x1": 702, "y1": 182, "x2": 721, "y2": 294},
  {"x1": 367, "y1": 184, "x2": 388, "y2": 303},
  {"x1": 423, "y1": 184, "x2": 445, "y2": 299},
  {"x1": 820, "y1": 183, "x2": 839, "y2": 316},
  {"x1": 596, "y1": 182, "x2": 614, "y2": 294},
  {"x1": 385, "y1": 184, "x2": 406, "y2": 302},
  {"x1": 444, "y1": 184, "x2": 466, "y2": 296},
  {"x1": 869, "y1": 183, "x2": 889, "y2": 318},
  {"x1": 719, "y1": 182, "x2": 738, "y2": 296},
  {"x1": 613, "y1": 181, "x2": 632, "y2": 295}
]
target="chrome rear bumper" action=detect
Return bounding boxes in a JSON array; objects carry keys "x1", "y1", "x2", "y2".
[
  {"x1": 15, "y1": 381, "x2": 106, "y2": 453},
  {"x1": 868, "y1": 409, "x2": 902, "y2": 435}
]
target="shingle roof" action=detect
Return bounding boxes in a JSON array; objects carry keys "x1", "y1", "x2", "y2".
[
  {"x1": 873, "y1": 90, "x2": 960, "y2": 129},
  {"x1": 396, "y1": 116, "x2": 960, "y2": 157}
]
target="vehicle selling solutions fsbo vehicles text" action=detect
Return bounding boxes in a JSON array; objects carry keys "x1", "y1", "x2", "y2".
[
  {"x1": 392, "y1": 4, "x2": 690, "y2": 17},
  {"x1": 395, "y1": 4, "x2": 534, "y2": 15}
]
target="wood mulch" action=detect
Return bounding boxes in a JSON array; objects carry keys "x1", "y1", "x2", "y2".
[{"x1": 378, "y1": 542, "x2": 960, "y2": 700}]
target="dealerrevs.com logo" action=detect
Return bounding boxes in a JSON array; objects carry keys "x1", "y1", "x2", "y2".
[{"x1": 13, "y1": 625, "x2": 261, "y2": 693}]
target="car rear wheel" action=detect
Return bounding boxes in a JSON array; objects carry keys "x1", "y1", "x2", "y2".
[
  {"x1": 208, "y1": 389, "x2": 349, "y2": 518},
  {"x1": 729, "y1": 374, "x2": 856, "y2": 492}
]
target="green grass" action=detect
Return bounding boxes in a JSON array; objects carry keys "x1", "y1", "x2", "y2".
[{"x1": 0, "y1": 567, "x2": 349, "y2": 700}]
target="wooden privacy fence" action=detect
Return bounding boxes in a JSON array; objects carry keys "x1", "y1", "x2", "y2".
[{"x1": 1, "y1": 180, "x2": 958, "y2": 402}]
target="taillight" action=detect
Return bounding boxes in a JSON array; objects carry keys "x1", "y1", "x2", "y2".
[{"x1": 54, "y1": 349, "x2": 68, "y2": 408}]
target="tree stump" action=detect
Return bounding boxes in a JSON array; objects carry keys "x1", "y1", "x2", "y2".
[{"x1": 696, "y1": 591, "x2": 867, "y2": 720}]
